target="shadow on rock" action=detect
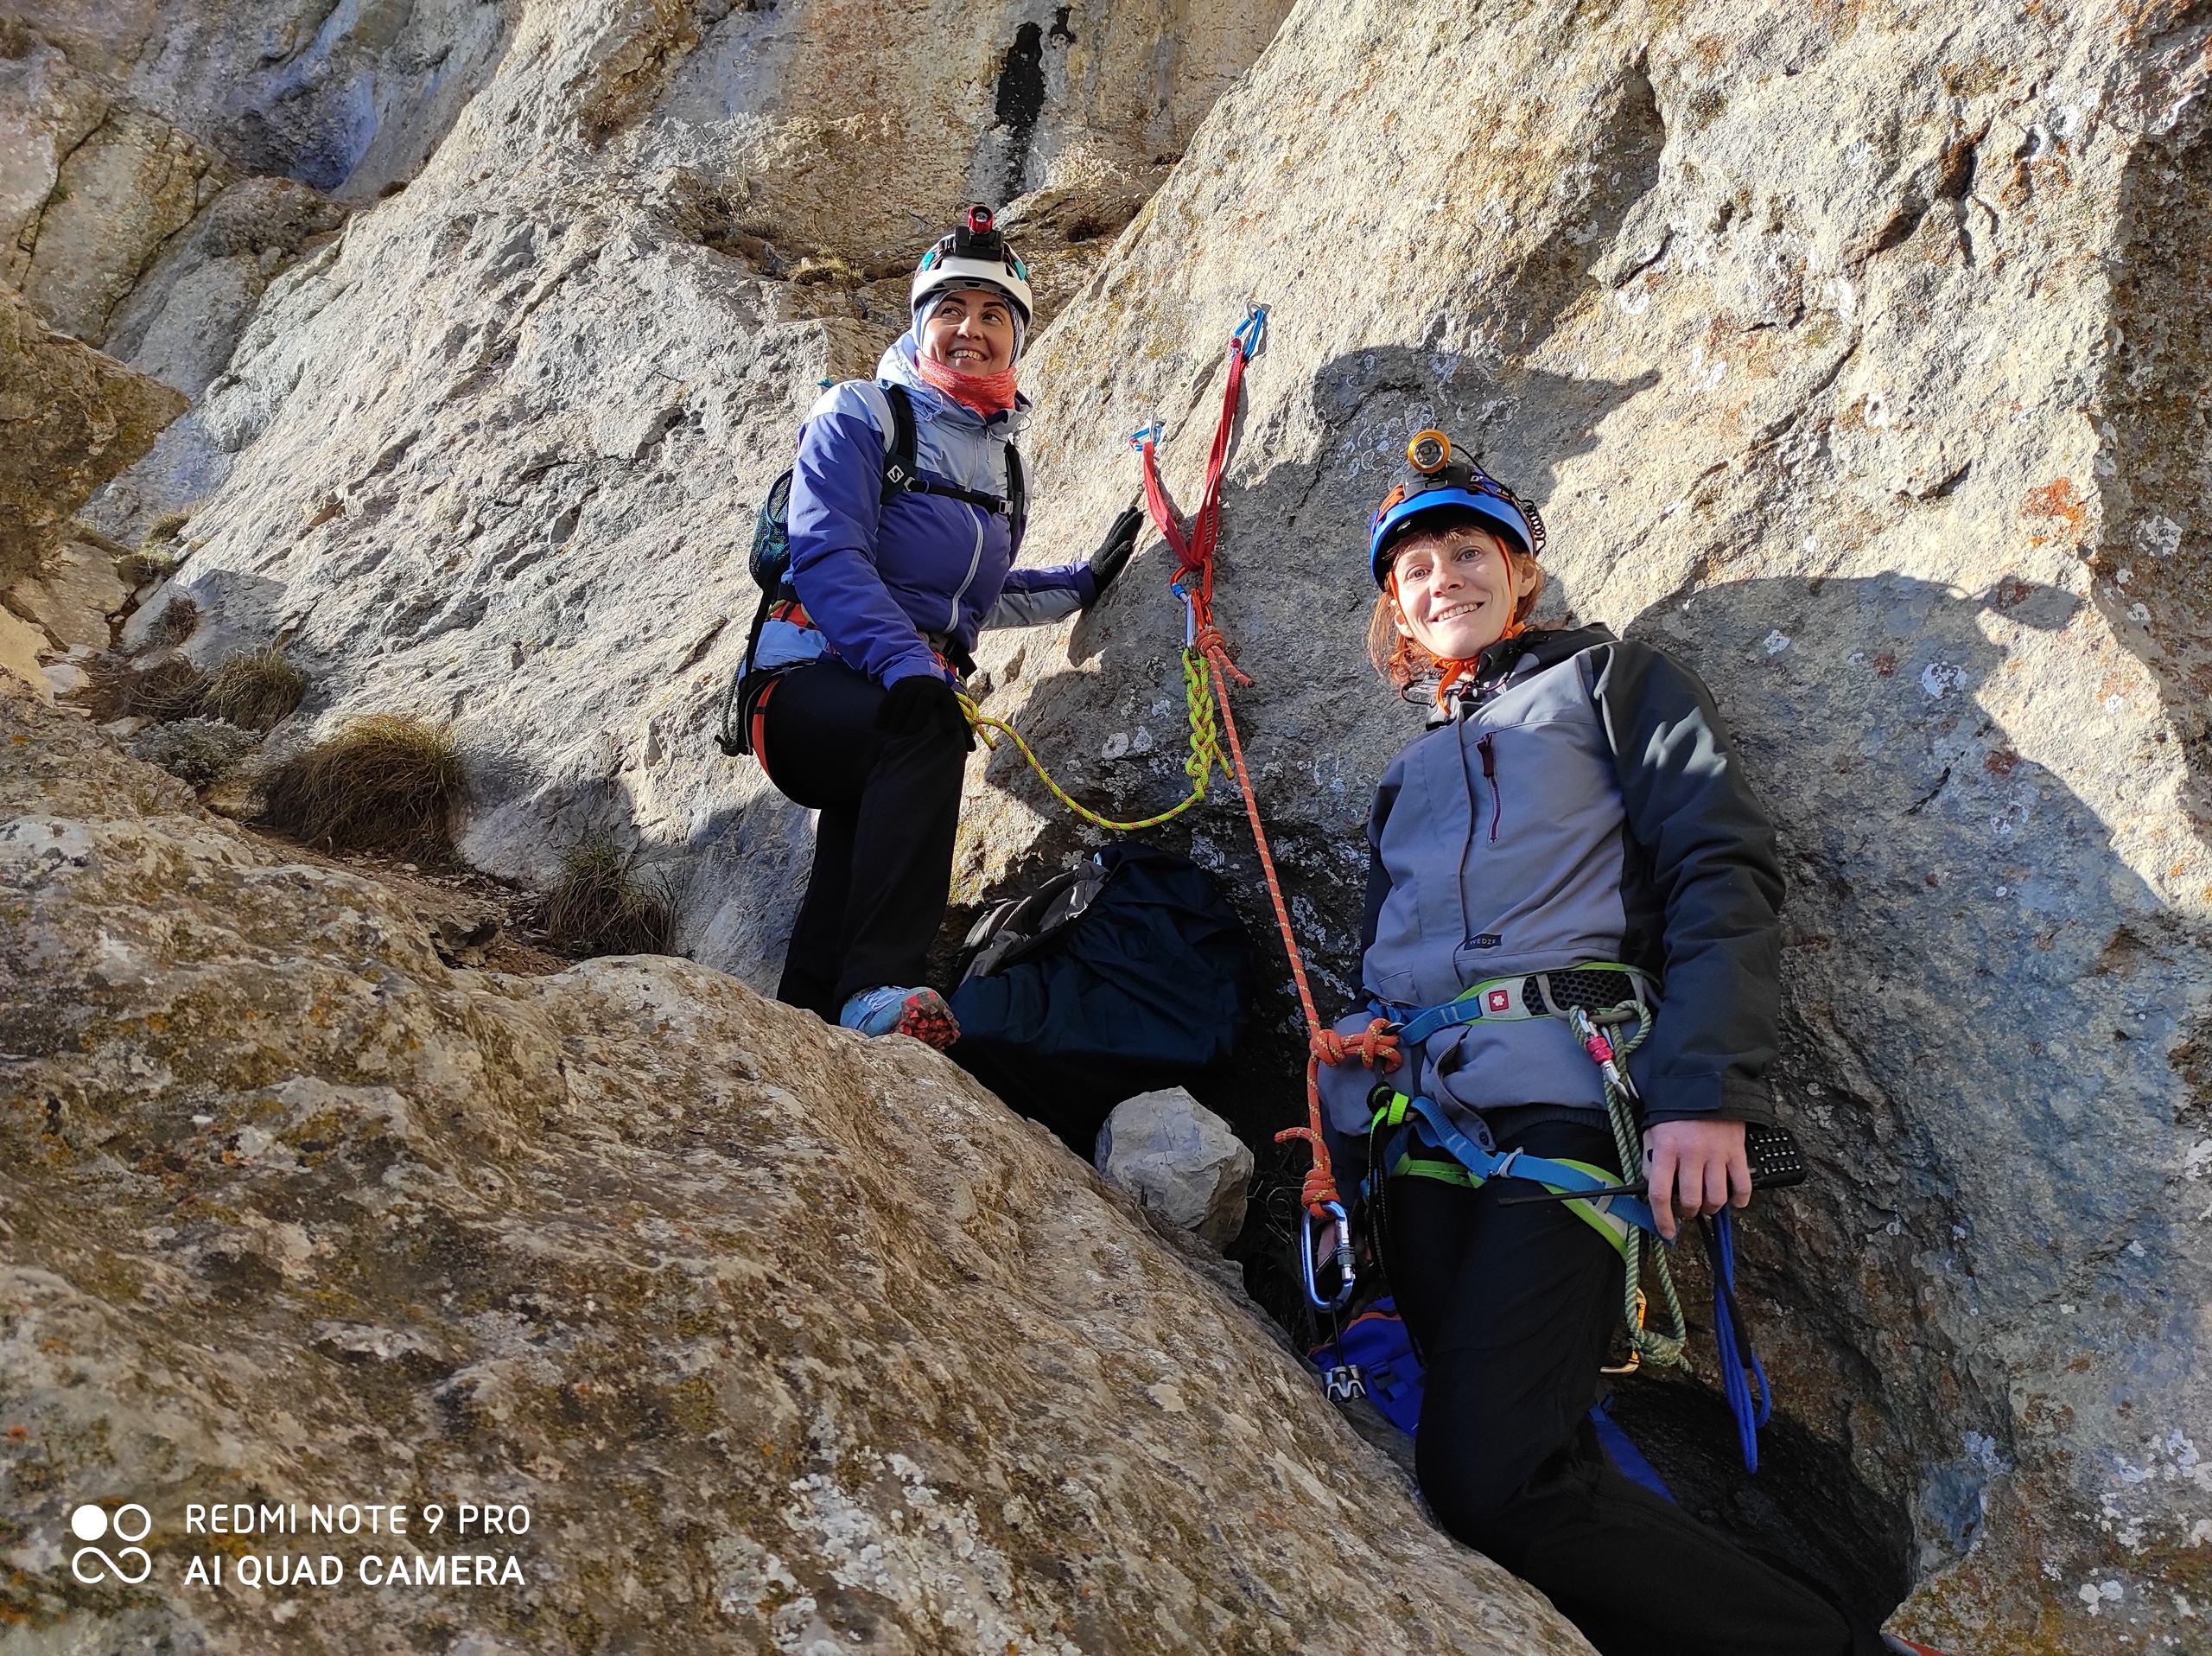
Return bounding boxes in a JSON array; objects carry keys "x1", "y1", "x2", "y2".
[{"x1": 1615, "y1": 569, "x2": 2201, "y2": 1609}]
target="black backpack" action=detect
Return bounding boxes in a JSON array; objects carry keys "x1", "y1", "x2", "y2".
[
  {"x1": 947, "y1": 843, "x2": 1252, "y2": 1156},
  {"x1": 715, "y1": 382, "x2": 1027, "y2": 755}
]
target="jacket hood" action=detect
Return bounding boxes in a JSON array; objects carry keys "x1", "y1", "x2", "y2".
[
  {"x1": 880, "y1": 333, "x2": 1032, "y2": 437},
  {"x1": 1483, "y1": 623, "x2": 1618, "y2": 677}
]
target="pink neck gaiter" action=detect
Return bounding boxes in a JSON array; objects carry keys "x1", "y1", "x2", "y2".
[{"x1": 915, "y1": 350, "x2": 1019, "y2": 417}]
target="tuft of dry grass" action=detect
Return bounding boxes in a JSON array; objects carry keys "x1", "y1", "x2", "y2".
[
  {"x1": 259, "y1": 715, "x2": 466, "y2": 859},
  {"x1": 201, "y1": 646, "x2": 307, "y2": 732},
  {"x1": 118, "y1": 548, "x2": 181, "y2": 589},
  {"x1": 87, "y1": 653, "x2": 209, "y2": 723},
  {"x1": 145, "y1": 593, "x2": 200, "y2": 649},
  {"x1": 539, "y1": 838, "x2": 676, "y2": 956}
]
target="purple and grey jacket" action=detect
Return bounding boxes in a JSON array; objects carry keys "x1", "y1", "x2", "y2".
[
  {"x1": 758, "y1": 334, "x2": 1095, "y2": 687},
  {"x1": 1317, "y1": 625, "x2": 1785, "y2": 1142}
]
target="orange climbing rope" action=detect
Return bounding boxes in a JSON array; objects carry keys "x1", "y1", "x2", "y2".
[{"x1": 1130, "y1": 309, "x2": 1400, "y2": 1286}]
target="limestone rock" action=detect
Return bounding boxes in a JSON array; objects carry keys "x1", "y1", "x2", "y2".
[
  {"x1": 0, "y1": 23, "x2": 232, "y2": 346},
  {"x1": 76, "y1": 0, "x2": 1300, "y2": 975},
  {"x1": 7, "y1": 538, "x2": 127, "y2": 652},
  {"x1": 0, "y1": 606, "x2": 49, "y2": 700},
  {"x1": 0, "y1": 685, "x2": 1583, "y2": 1653},
  {"x1": 35, "y1": 0, "x2": 2212, "y2": 1642},
  {"x1": 0, "y1": 285, "x2": 184, "y2": 584},
  {"x1": 1096, "y1": 1086, "x2": 1255, "y2": 1249}
]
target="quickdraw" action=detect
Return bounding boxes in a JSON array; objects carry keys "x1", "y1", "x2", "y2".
[{"x1": 956, "y1": 309, "x2": 1268, "y2": 836}]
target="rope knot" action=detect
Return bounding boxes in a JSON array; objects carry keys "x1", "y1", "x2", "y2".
[
  {"x1": 1311, "y1": 1019, "x2": 1401, "y2": 1073},
  {"x1": 1273, "y1": 1124, "x2": 1342, "y2": 1215},
  {"x1": 1196, "y1": 626, "x2": 1253, "y2": 687}
]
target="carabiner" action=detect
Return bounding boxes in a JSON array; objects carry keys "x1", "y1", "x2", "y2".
[
  {"x1": 1300, "y1": 1199, "x2": 1356, "y2": 1312},
  {"x1": 1234, "y1": 303, "x2": 1268, "y2": 360},
  {"x1": 1128, "y1": 417, "x2": 1163, "y2": 450}
]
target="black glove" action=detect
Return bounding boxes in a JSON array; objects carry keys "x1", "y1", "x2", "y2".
[
  {"x1": 1086, "y1": 506, "x2": 1144, "y2": 602},
  {"x1": 876, "y1": 672, "x2": 973, "y2": 749}
]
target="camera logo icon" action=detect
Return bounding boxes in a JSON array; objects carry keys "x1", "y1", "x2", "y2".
[{"x1": 69, "y1": 1503, "x2": 153, "y2": 1584}]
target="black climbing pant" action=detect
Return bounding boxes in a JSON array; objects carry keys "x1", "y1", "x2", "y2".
[
  {"x1": 1384, "y1": 1118, "x2": 1885, "y2": 1656},
  {"x1": 755, "y1": 659, "x2": 968, "y2": 1016}
]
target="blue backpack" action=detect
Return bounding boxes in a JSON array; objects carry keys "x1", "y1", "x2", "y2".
[{"x1": 1308, "y1": 1298, "x2": 1675, "y2": 1503}]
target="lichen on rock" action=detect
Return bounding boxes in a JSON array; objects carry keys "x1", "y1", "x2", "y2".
[{"x1": 0, "y1": 685, "x2": 1583, "y2": 1652}]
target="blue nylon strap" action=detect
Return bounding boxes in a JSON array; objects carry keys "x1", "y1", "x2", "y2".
[
  {"x1": 1707, "y1": 1207, "x2": 1773, "y2": 1471},
  {"x1": 1395, "y1": 1094, "x2": 1662, "y2": 1236},
  {"x1": 1395, "y1": 997, "x2": 1486, "y2": 1048}
]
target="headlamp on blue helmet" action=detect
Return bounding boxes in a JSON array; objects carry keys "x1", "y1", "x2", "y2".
[{"x1": 1369, "y1": 429, "x2": 1546, "y2": 589}]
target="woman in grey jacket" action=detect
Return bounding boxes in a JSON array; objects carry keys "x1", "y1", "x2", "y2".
[{"x1": 1318, "y1": 433, "x2": 1920, "y2": 1656}]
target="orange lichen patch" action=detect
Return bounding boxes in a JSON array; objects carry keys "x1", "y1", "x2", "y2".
[{"x1": 2023, "y1": 478, "x2": 2089, "y2": 544}]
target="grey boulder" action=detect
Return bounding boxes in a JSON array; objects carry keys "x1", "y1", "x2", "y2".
[{"x1": 1096, "y1": 1086, "x2": 1255, "y2": 1250}]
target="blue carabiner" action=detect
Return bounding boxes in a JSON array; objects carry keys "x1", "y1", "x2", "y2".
[
  {"x1": 1171, "y1": 583, "x2": 1197, "y2": 648},
  {"x1": 1128, "y1": 418, "x2": 1163, "y2": 450},
  {"x1": 1300, "y1": 1200, "x2": 1356, "y2": 1312},
  {"x1": 1234, "y1": 303, "x2": 1268, "y2": 361}
]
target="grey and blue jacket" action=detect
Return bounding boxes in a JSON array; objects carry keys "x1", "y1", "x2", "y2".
[
  {"x1": 762, "y1": 334, "x2": 1095, "y2": 688},
  {"x1": 1317, "y1": 624, "x2": 1784, "y2": 1140}
]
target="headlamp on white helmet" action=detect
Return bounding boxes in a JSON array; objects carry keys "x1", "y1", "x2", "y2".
[{"x1": 912, "y1": 204, "x2": 1034, "y2": 330}]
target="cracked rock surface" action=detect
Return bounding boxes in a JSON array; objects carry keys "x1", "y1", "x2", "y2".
[
  {"x1": 4, "y1": 0, "x2": 2210, "y2": 1645},
  {"x1": 0, "y1": 685, "x2": 1586, "y2": 1653}
]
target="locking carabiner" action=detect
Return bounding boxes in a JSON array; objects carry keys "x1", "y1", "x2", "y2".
[{"x1": 1300, "y1": 1199, "x2": 1356, "y2": 1312}]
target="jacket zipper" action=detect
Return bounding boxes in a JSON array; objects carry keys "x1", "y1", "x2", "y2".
[
  {"x1": 947, "y1": 511, "x2": 984, "y2": 630},
  {"x1": 1477, "y1": 733, "x2": 1501, "y2": 842}
]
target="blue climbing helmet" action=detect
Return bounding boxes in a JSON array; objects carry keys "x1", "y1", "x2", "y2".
[{"x1": 1369, "y1": 429, "x2": 1546, "y2": 588}]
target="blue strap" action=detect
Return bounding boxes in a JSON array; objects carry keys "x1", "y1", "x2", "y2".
[
  {"x1": 1395, "y1": 996, "x2": 1488, "y2": 1048},
  {"x1": 1396, "y1": 1094, "x2": 1662, "y2": 1236},
  {"x1": 1706, "y1": 1207, "x2": 1772, "y2": 1470}
]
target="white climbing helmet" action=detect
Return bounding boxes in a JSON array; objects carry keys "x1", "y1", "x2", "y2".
[{"x1": 910, "y1": 204, "x2": 1033, "y2": 329}]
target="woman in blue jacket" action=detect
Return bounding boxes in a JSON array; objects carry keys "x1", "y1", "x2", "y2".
[
  {"x1": 1317, "y1": 433, "x2": 1925, "y2": 1655},
  {"x1": 748, "y1": 207, "x2": 1138, "y2": 1048}
]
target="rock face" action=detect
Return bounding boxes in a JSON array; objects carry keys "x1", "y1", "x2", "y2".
[
  {"x1": 0, "y1": 685, "x2": 1585, "y2": 1653},
  {"x1": 0, "y1": 285, "x2": 183, "y2": 586},
  {"x1": 3, "y1": 0, "x2": 1298, "y2": 984},
  {"x1": 13, "y1": 0, "x2": 2212, "y2": 1646},
  {"x1": 984, "y1": 7, "x2": 2212, "y2": 1648},
  {"x1": 1096, "y1": 1086, "x2": 1255, "y2": 1249}
]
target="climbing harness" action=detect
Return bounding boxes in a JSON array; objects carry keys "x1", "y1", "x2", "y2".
[
  {"x1": 1342, "y1": 973, "x2": 1689, "y2": 1371},
  {"x1": 1326, "y1": 968, "x2": 1806, "y2": 1467}
]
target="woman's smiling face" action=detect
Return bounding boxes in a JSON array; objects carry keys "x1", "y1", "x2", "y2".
[
  {"x1": 1389, "y1": 523, "x2": 1535, "y2": 660},
  {"x1": 918, "y1": 288, "x2": 1016, "y2": 375}
]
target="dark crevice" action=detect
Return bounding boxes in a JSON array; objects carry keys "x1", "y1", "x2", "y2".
[{"x1": 992, "y1": 22, "x2": 1048, "y2": 203}]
